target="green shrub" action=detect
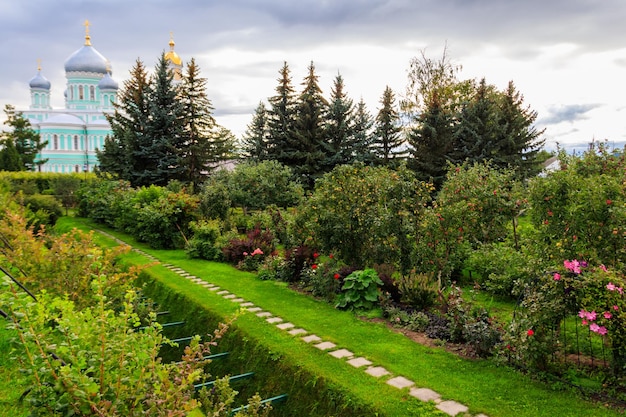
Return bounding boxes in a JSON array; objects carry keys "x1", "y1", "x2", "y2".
[
  {"x1": 186, "y1": 220, "x2": 223, "y2": 260},
  {"x1": 336, "y1": 269, "x2": 383, "y2": 311},
  {"x1": 396, "y1": 271, "x2": 439, "y2": 310},
  {"x1": 21, "y1": 193, "x2": 63, "y2": 226}
]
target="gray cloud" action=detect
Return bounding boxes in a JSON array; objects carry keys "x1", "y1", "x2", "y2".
[{"x1": 538, "y1": 104, "x2": 602, "y2": 126}]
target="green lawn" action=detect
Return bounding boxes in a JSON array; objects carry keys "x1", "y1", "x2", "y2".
[
  {"x1": 0, "y1": 325, "x2": 29, "y2": 417},
  {"x1": 11, "y1": 216, "x2": 616, "y2": 417}
]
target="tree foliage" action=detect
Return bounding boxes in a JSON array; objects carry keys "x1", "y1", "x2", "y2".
[
  {"x1": 1, "y1": 104, "x2": 48, "y2": 171},
  {"x1": 372, "y1": 86, "x2": 404, "y2": 167}
]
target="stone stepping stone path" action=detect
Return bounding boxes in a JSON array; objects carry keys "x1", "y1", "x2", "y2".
[{"x1": 94, "y1": 229, "x2": 488, "y2": 417}]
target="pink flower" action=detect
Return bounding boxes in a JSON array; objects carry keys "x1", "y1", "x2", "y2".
[
  {"x1": 619, "y1": 287, "x2": 624, "y2": 295},
  {"x1": 613, "y1": 305, "x2": 619, "y2": 311},
  {"x1": 607, "y1": 282, "x2": 617, "y2": 291},
  {"x1": 251, "y1": 248, "x2": 264, "y2": 256},
  {"x1": 589, "y1": 323, "x2": 600, "y2": 333},
  {"x1": 582, "y1": 319, "x2": 588, "y2": 325},
  {"x1": 587, "y1": 311, "x2": 597, "y2": 321},
  {"x1": 603, "y1": 312, "x2": 612, "y2": 319},
  {"x1": 243, "y1": 252, "x2": 248, "y2": 256},
  {"x1": 578, "y1": 310, "x2": 587, "y2": 319},
  {"x1": 597, "y1": 326, "x2": 608, "y2": 336},
  {"x1": 564, "y1": 260, "x2": 581, "y2": 274},
  {"x1": 553, "y1": 273, "x2": 561, "y2": 281},
  {"x1": 599, "y1": 264, "x2": 608, "y2": 272}
]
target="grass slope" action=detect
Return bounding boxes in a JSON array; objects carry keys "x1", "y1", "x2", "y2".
[{"x1": 52, "y1": 217, "x2": 621, "y2": 417}]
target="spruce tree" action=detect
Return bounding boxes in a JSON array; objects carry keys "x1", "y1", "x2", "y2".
[
  {"x1": 179, "y1": 58, "x2": 219, "y2": 188},
  {"x1": 450, "y1": 78, "x2": 500, "y2": 165},
  {"x1": 323, "y1": 74, "x2": 355, "y2": 170},
  {"x1": 352, "y1": 98, "x2": 375, "y2": 164},
  {"x1": 139, "y1": 53, "x2": 185, "y2": 186},
  {"x1": 407, "y1": 92, "x2": 456, "y2": 189},
  {"x1": 494, "y1": 81, "x2": 545, "y2": 178},
  {"x1": 241, "y1": 102, "x2": 269, "y2": 161},
  {"x1": 267, "y1": 62, "x2": 297, "y2": 164},
  {"x1": 0, "y1": 136, "x2": 23, "y2": 171},
  {"x1": 292, "y1": 61, "x2": 328, "y2": 187},
  {"x1": 2, "y1": 104, "x2": 47, "y2": 170},
  {"x1": 372, "y1": 86, "x2": 404, "y2": 167},
  {"x1": 100, "y1": 59, "x2": 150, "y2": 182}
]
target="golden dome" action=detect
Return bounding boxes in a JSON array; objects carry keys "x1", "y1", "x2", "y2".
[{"x1": 164, "y1": 32, "x2": 182, "y2": 66}]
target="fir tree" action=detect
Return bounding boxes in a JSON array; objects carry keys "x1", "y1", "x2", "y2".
[
  {"x1": 267, "y1": 62, "x2": 297, "y2": 164},
  {"x1": 2, "y1": 104, "x2": 48, "y2": 170},
  {"x1": 351, "y1": 98, "x2": 375, "y2": 164},
  {"x1": 291, "y1": 61, "x2": 329, "y2": 187},
  {"x1": 372, "y1": 86, "x2": 404, "y2": 167},
  {"x1": 100, "y1": 59, "x2": 151, "y2": 182},
  {"x1": 407, "y1": 92, "x2": 456, "y2": 189},
  {"x1": 494, "y1": 81, "x2": 545, "y2": 178},
  {"x1": 241, "y1": 102, "x2": 269, "y2": 161},
  {"x1": 323, "y1": 74, "x2": 355, "y2": 170},
  {"x1": 139, "y1": 53, "x2": 185, "y2": 186},
  {"x1": 450, "y1": 78, "x2": 501, "y2": 165},
  {"x1": 179, "y1": 58, "x2": 219, "y2": 188},
  {"x1": 0, "y1": 136, "x2": 23, "y2": 171}
]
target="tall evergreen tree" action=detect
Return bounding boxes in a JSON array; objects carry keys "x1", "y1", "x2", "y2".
[
  {"x1": 267, "y1": 62, "x2": 297, "y2": 164},
  {"x1": 0, "y1": 135, "x2": 23, "y2": 171},
  {"x1": 323, "y1": 74, "x2": 355, "y2": 170},
  {"x1": 352, "y1": 98, "x2": 375, "y2": 164},
  {"x1": 241, "y1": 102, "x2": 269, "y2": 161},
  {"x1": 407, "y1": 92, "x2": 456, "y2": 189},
  {"x1": 291, "y1": 61, "x2": 329, "y2": 187},
  {"x1": 139, "y1": 53, "x2": 185, "y2": 186},
  {"x1": 494, "y1": 81, "x2": 546, "y2": 178},
  {"x1": 450, "y1": 78, "x2": 501, "y2": 165},
  {"x1": 100, "y1": 59, "x2": 151, "y2": 182},
  {"x1": 179, "y1": 58, "x2": 219, "y2": 188},
  {"x1": 372, "y1": 86, "x2": 404, "y2": 167},
  {"x1": 1, "y1": 104, "x2": 48, "y2": 170}
]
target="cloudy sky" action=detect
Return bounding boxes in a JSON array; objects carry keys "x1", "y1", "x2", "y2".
[{"x1": 2, "y1": 0, "x2": 626, "y2": 152}]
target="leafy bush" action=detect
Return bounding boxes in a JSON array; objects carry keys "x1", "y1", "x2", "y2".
[
  {"x1": 336, "y1": 269, "x2": 383, "y2": 311},
  {"x1": 186, "y1": 220, "x2": 222, "y2": 260},
  {"x1": 221, "y1": 226, "x2": 275, "y2": 269},
  {"x1": 299, "y1": 254, "x2": 345, "y2": 302},
  {"x1": 464, "y1": 243, "x2": 541, "y2": 297},
  {"x1": 20, "y1": 193, "x2": 63, "y2": 226},
  {"x1": 396, "y1": 271, "x2": 439, "y2": 310}
]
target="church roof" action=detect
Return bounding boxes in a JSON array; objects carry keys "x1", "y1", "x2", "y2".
[
  {"x1": 64, "y1": 21, "x2": 109, "y2": 74},
  {"x1": 98, "y1": 71, "x2": 119, "y2": 91},
  {"x1": 29, "y1": 70, "x2": 51, "y2": 90},
  {"x1": 41, "y1": 113, "x2": 85, "y2": 126}
]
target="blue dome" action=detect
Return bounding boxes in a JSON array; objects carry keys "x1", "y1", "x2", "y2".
[
  {"x1": 64, "y1": 45, "x2": 108, "y2": 74},
  {"x1": 29, "y1": 72, "x2": 51, "y2": 90},
  {"x1": 98, "y1": 72, "x2": 118, "y2": 91}
]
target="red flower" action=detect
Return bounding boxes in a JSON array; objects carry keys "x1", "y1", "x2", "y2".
[
  {"x1": 329, "y1": 253, "x2": 334, "y2": 259},
  {"x1": 313, "y1": 252, "x2": 319, "y2": 259},
  {"x1": 333, "y1": 273, "x2": 340, "y2": 280},
  {"x1": 607, "y1": 199, "x2": 612, "y2": 205},
  {"x1": 311, "y1": 264, "x2": 318, "y2": 270},
  {"x1": 527, "y1": 329, "x2": 534, "y2": 336}
]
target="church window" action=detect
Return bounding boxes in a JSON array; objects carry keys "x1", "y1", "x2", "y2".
[
  {"x1": 74, "y1": 135, "x2": 79, "y2": 150},
  {"x1": 53, "y1": 135, "x2": 58, "y2": 150},
  {"x1": 89, "y1": 85, "x2": 95, "y2": 101},
  {"x1": 69, "y1": 87, "x2": 74, "y2": 100},
  {"x1": 75, "y1": 165, "x2": 80, "y2": 173},
  {"x1": 79, "y1": 85, "x2": 84, "y2": 100}
]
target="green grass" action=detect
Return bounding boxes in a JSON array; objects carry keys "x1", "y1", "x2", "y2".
[{"x1": 42, "y1": 217, "x2": 626, "y2": 416}]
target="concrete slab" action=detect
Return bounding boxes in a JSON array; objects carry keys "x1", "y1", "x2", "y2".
[
  {"x1": 276, "y1": 322, "x2": 295, "y2": 330},
  {"x1": 256, "y1": 311, "x2": 272, "y2": 317},
  {"x1": 288, "y1": 328, "x2": 307, "y2": 336},
  {"x1": 301, "y1": 334, "x2": 321, "y2": 343},
  {"x1": 217, "y1": 290, "x2": 229, "y2": 295},
  {"x1": 436, "y1": 400, "x2": 468, "y2": 416},
  {"x1": 266, "y1": 317, "x2": 283, "y2": 324},
  {"x1": 410, "y1": 387, "x2": 441, "y2": 402},
  {"x1": 209, "y1": 287, "x2": 220, "y2": 291},
  {"x1": 347, "y1": 357, "x2": 372, "y2": 368},
  {"x1": 240, "y1": 302, "x2": 254, "y2": 307},
  {"x1": 365, "y1": 366, "x2": 390, "y2": 378},
  {"x1": 386, "y1": 376, "x2": 415, "y2": 389},
  {"x1": 247, "y1": 307, "x2": 262, "y2": 312},
  {"x1": 314, "y1": 341, "x2": 336, "y2": 350},
  {"x1": 223, "y1": 294, "x2": 237, "y2": 299},
  {"x1": 230, "y1": 298, "x2": 245, "y2": 303},
  {"x1": 475, "y1": 414, "x2": 489, "y2": 417},
  {"x1": 329, "y1": 349, "x2": 353, "y2": 359}
]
